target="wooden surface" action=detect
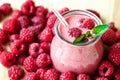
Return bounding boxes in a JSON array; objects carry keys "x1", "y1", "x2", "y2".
[{"x1": 0, "y1": 0, "x2": 120, "y2": 80}]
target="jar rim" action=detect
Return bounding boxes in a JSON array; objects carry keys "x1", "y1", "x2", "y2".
[{"x1": 54, "y1": 10, "x2": 103, "y2": 46}]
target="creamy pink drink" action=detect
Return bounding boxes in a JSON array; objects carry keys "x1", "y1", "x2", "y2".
[{"x1": 50, "y1": 10, "x2": 103, "y2": 74}]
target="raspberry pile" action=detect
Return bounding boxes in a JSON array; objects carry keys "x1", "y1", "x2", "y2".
[{"x1": 0, "y1": 1, "x2": 120, "y2": 80}]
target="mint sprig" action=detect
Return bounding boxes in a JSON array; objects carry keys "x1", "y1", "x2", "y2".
[{"x1": 73, "y1": 34, "x2": 85, "y2": 44}]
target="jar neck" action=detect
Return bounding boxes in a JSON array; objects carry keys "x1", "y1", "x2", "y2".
[{"x1": 54, "y1": 10, "x2": 103, "y2": 46}]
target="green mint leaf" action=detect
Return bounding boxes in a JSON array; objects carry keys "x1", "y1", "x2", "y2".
[
  {"x1": 73, "y1": 34, "x2": 85, "y2": 44},
  {"x1": 85, "y1": 31, "x2": 91, "y2": 37},
  {"x1": 92, "y1": 24, "x2": 110, "y2": 36}
]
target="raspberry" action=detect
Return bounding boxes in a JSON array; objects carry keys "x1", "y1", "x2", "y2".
[
  {"x1": 21, "y1": 0, "x2": 35, "y2": 16},
  {"x1": 8, "y1": 65, "x2": 24, "y2": 80},
  {"x1": 23, "y1": 56, "x2": 37, "y2": 72},
  {"x1": 47, "y1": 15, "x2": 57, "y2": 28},
  {"x1": 9, "y1": 34, "x2": 20, "y2": 42},
  {"x1": 109, "y1": 22, "x2": 117, "y2": 32},
  {"x1": 24, "y1": 72, "x2": 39, "y2": 80},
  {"x1": 108, "y1": 49, "x2": 120, "y2": 66},
  {"x1": 116, "y1": 31, "x2": 120, "y2": 42},
  {"x1": 40, "y1": 42, "x2": 50, "y2": 53},
  {"x1": 36, "y1": 53, "x2": 51, "y2": 68},
  {"x1": 20, "y1": 28, "x2": 34, "y2": 43},
  {"x1": 18, "y1": 16, "x2": 30, "y2": 28},
  {"x1": 68, "y1": 27, "x2": 82, "y2": 38},
  {"x1": 60, "y1": 72, "x2": 75, "y2": 80},
  {"x1": 81, "y1": 18, "x2": 95, "y2": 29},
  {"x1": 38, "y1": 27, "x2": 54, "y2": 42},
  {"x1": 59, "y1": 7, "x2": 69, "y2": 14},
  {"x1": 95, "y1": 77, "x2": 108, "y2": 80},
  {"x1": 36, "y1": 68, "x2": 47, "y2": 79},
  {"x1": 3, "y1": 19, "x2": 20, "y2": 34},
  {"x1": 29, "y1": 43, "x2": 43, "y2": 58},
  {"x1": 10, "y1": 40, "x2": 26, "y2": 56},
  {"x1": 0, "y1": 45, "x2": 3, "y2": 54},
  {"x1": 113, "y1": 69, "x2": 120, "y2": 80},
  {"x1": 86, "y1": 9, "x2": 100, "y2": 18},
  {"x1": 77, "y1": 74, "x2": 91, "y2": 80},
  {"x1": 109, "y1": 42, "x2": 120, "y2": 52},
  {"x1": 0, "y1": 11, "x2": 4, "y2": 21},
  {"x1": 101, "y1": 28, "x2": 117, "y2": 46},
  {"x1": 46, "y1": 11, "x2": 54, "y2": 18},
  {"x1": 0, "y1": 51, "x2": 15, "y2": 67},
  {"x1": 17, "y1": 54, "x2": 27, "y2": 65},
  {"x1": 12, "y1": 10, "x2": 22, "y2": 19},
  {"x1": 0, "y1": 3, "x2": 12, "y2": 15},
  {"x1": 36, "y1": 6, "x2": 48, "y2": 17},
  {"x1": 98, "y1": 61, "x2": 114, "y2": 77},
  {"x1": 0, "y1": 29, "x2": 8, "y2": 44},
  {"x1": 44, "y1": 68, "x2": 59, "y2": 80}
]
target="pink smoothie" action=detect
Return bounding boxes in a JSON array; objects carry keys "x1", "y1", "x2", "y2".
[{"x1": 50, "y1": 10, "x2": 103, "y2": 74}]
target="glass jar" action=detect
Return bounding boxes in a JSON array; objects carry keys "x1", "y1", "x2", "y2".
[{"x1": 50, "y1": 10, "x2": 103, "y2": 74}]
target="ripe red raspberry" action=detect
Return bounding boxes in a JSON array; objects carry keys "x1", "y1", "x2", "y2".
[
  {"x1": 59, "y1": 7, "x2": 69, "y2": 14},
  {"x1": 86, "y1": 9, "x2": 100, "y2": 18},
  {"x1": 0, "y1": 11, "x2": 4, "y2": 21},
  {"x1": 36, "y1": 53, "x2": 51, "y2": 68},
  {"x1": 0, "y1": 3, "x2": 12, "y2": 15},
  {"x1": 18, "y1": 16, "x2": 30, "y2": 28},
  {"x1": 113, "y1": 69, "x2": 120, "y2": 80},
  {"x1": 98, "y1": 61, "x2": 114, "y2": 77},
  {"x1": 46, "y1": 11, "x2": 54, "y2": 18},
  {"x1": 29, "y1": 43, "x2": 43, "y2": 58},
  {"x1": 0, "y1": 29, "x2": 8, "y2": 44},
  {"x1": 10, "y1": 40, "x2": 26, "y2": 56},
  {"x1": 20, "y1": 28, "x2": 34, "y2": 43},
  {"x1": 116, "y1": 31, "x2": 120, "y2": 42},
  {"x1": 0, "y1": 51, "x2": 15, "y2": 67},
  {"x1": 95, "y1": 77, "x2": 108, "y2": 80},
  {"x1": 3, "y1": 19, "x2": 20, "y2": 34},
  {"x1": 12, "y1": 10, "x2": 22, "y2": 19},
  {"x1": 108, "y1": 49, "x2": 120, "y2": 66},
  {"x1": 38, "y1": 27, "x2": 54, "y2": 42},
  {"x1": 77, "y1": 74, "x2": 91, "y2": 80},
  {"x1": 102, "y1": 28, "x2": 117, "y2": 46},
  {"x1": 44, "y1": 68, "x2": 59, "y2": 80},
  {"x1": 81, "y1": 18, "x2": 95, "y2": 29},
  {"x1": 21, "y1": 0, "x2": 35, "y2": 16},
  {"x1": 109, "y1": 22, "x2": 117, "y2": 32},
  {"x1": 0, "y1": 45, "x2": 3, "y2": 54},
  {"x1": 60, "y1": 72, "x2": 75, "y2": 80},
  {"x1": 24, "y1": 72, "x2": 39, "y2": 80},
  {"x1": 68, "y1": 27, "x2": 82, "y2": 38},
  {"x1": 17, "y1": 54, "x2": 28, "y2": 65},
  {"x1": 36, "y1": 68, "x2": 47, "y2": 79},
  {"x1": 109, "y1": 42, "x2": 120, "y2": 52},
  {"x1": 47, "y1": 15, "x2": 57, "y2": 28},
  {"x1": 9, "y1": 34, "x2": 20, "y2": 42},
  {"x1": 8, "y1": 65, "x2": 24, "y2": 80},
  {"x1": 23, "y1": 56, "x2": 37, "y2": 72},
  {"x1": 40, "y1": 42, "x2": 50, "y2": 53},
  {"x1": 36, "y1": 6, "x2": 48, "y2": 17}
]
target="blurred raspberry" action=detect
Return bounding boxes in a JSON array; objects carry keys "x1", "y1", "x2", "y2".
[
  {"x1": 9, "y1": 34, "x2": 20, "y2": 43},
  {"x1": 40, "y1": 42, "x2": 50, "y2": 53},
  {"x1": 24, "y1": 72, "x2": 39, "y2": 80},
  {"x1": 77, "y1": 74, "x2": 91, "y2": 80},
  {"x1": 0, "y1": 45, "x2": 3, "y2": 54},
  {"x1": 36, "y1": 6, "x2": 48, "y2": 17},
  {"x1": 17, "y1": 54, "x2": 28, "y2": 65},
  {"x1": 47, "y1": 15, "x2": 57, "y2": 28},
  {"x1": 116, "y1": 31, "x2": 120, "y2": 42},
  {"x1": 95, "y1": 77, "x2": 108, "y2": 80},
  {"x1": 12, "y1": 10, "x2": 22, "y2": 19},
  {"x1": 0, "y1": 29, "x2": 8, "y2": 44},
  {"x1": 109, "y1": 22, "x2": 117, "y2": 32},
  {"x1": 59, "y1": 7, "x2": 69, "y2": 14},
  {"x1": 36, "y1": 68, "x2": 47, "y2": 79},
  {"x1": 86, "y1": 9, "x2": 100, "y2": 18},
  {"x1": 113, "y1": 69, "x2": 120, "y2": 80}
]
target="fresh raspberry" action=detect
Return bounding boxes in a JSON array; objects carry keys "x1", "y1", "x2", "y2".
[
  {"x1": 98, "y1": 61, "x2": 114, "y2": 77},
  {"x1": 86, "y1": 9, "x2": 100, "y2": 18},
  {"x1": 108, "y1": 49, "x2": 120, "y2": 66},
  {"x1": 46, "y1": 11, "x2": 54, "y2": 18},
  {"x1": 10, "y1": 40, "x2": 26, "y2": 56},
  {"x1": 101, "y1": 28, "x2": 117, "y2": 46},
  {"x1": 36, "y1": 68, "x2": 47, "y2": 79},
  {"x1": 77, "y1": 74, "x2": 91, "y2": 80},
  {"x1": 47, "y1": 15, "x2": 57, "y2": 28},
  {"x1": 0, "y1": 11, "x2": 4, "y2": 21},
  {"x1": 95, "y1": 77, "x2": 108, "y2": 80},
  {"x1": 3, "y1": 19, "x2": 20, "y2": 34},
  {"x1": 68, "y1": 27, "x2": 82, "y2": 38},
  {"x1": 116, "y1": 31, "x2": 120, "y2": 42},
  {"x1": 0, "y1": 51, "x2": 15, "y2": 67},
  {"x1": 113, "y1": 69, "x2": 120, "y2": 80},
  {"x1": 21, "y1": 0, "x2": 35, "y2": 16},
  {"x1": 20, "y1": 28, "x2": 34, "y2": 43},
  {"x1": 44, "y1": 68, "x2": 59, "y2": 80},
  {"x1": 36, "y1": 6, "x2": 48, "y2": 17},
  {"x1": 9, "y1": 34, "x2": 20, "y2": 42},
  {"x1": 40, "y1": 42, "x2": 50, "y2": 53},
  {"x1": 29, "y1": 43, "x2": 43, "y2": 58},
  {"x1": 17, "y1": 54, "x2": 28, "y2": 65},
  {"x1": 23, "y1": 56, "x2": 37, "y2": 72},
  {"x1": 12, "y1": 10, "x2": 22, "y2": 19},
  {"x1": 8, "y1": 65, "x2": 24, "y2": 80},
  {"x1": 59, "y1": 7, "x2": 69, "y2": 14},
  {"x1": 60, "y1": 72, "x2": 76, "y2": 80},
  {"x1": 109, "y1": 42, "x2": 120, "y2": 51},
  {"x1": 81, "y1": 18, "x2": 95, "y2": 29},
  {"x1": 38, "y1": 27, "x2": 54, "y2": 42},
  {"x1": 18, "y1": 16, "x2": 30, "y2": 28},
  {"x1": 31, "y1": 15, "x2": 46, "y2": 27},
  {"x1": 0, "y1": 3, "x2": 12, "y2": 15},
  {"x1": 0, "y1": 45, "x2": 3, "y2": 54},
  {"x1": 24, "y1": 72, "x2": 39, "y2": 80},
  {"x1": 109, "y1": 22, "x2": 117, "y2": 32},
  {"x1": 36, "y1": 53, "x2": 51, "y2": 68},
  {"x1": 0, "y1": 29, "x2": 8, "y2": 44}
]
